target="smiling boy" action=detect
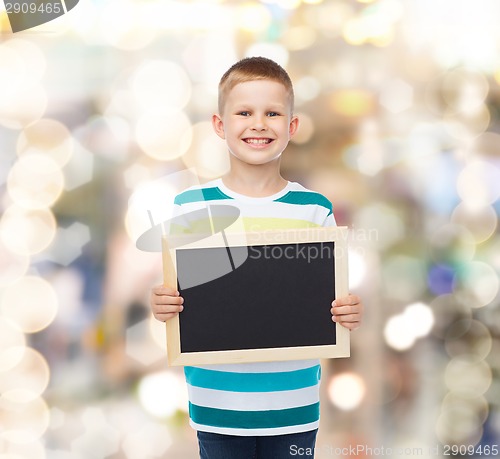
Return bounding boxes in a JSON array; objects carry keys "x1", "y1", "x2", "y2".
[{"x1": 151, "y1": 57, "x2": 363, "y2": 458}]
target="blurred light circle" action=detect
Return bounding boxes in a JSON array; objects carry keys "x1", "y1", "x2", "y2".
[
  {"x1": 457, "y1": 159, "x2": 500, "y2": 207},
  {"x1": 291, "y1": 113, "x2": 315, "y2": 144},
  {"x1": 436, "y1": 399, "x2": 483, "y2": 446},
  {"x1": 0, "y1": 396, "x2": 50, "y2": 444},
  {"x1": 473, "y1": 131, "x2": 500, "y2": 158},
  {"x1": 294, "y1": 76, "x2": 321, "y2": 104},
  {"x1": 236, "y1": 3, "x2": 272, "y2": 33},
  {"x1": 429, "y1": 224, "x2": 475, "y2": 265},
  {"x1": 123, "y1": 163, "x2": 151, "y2": 190},
  {"x1": 138, "y1": 371, "x2": 188, "y2": 417},
  {"x1": 329, "y1": 90, "x2": 375, "y2": 117},
  {"x1": 282, "y1": 26, "x2": 317, "y2": 50},
  {"x1": 278, "y1": 0, "x2": 302, "y2": 9},
  {"x1": 405, "y1": 302, "x2": 434, "y2": 338},
  {"x1": 451, "y1": 202, "x2": 497, "y2": 244},
  {"x1": 327, "y1": 372, "x2": 366, "y2": 410},
  {"x1": 0, "y1": 239, "x2": 29, "y2": 288},
  {"x1": 135, "y1": 111, "x2": 192, "y2": 161},
  {"x1": 0, "y1": 46, "x2": 25, "y2": 94},
  {"x1": 453, "y1": 261, "x2": 499, "y2": 309},
  {"x1": 0, "y1": 79, "x2": 47, "y2": 130},
  {"x1": 384, "y1": 314, "x2": 415, "y2": 351},
  {"x1": 0, "y1": 319, "x2": 25, "y2": 372},
  {"x1": 348, "y1": 249, "x2": 366, "y2": 290},
  {"x1": 443, "y1": 105, "x2": 490, "y2": 141},
  {"x1": 382, "y1": 256, "x2": 426, "y2": 302},
  {"x1": 3, "y1": 39, "x2": 45, "y2": 82},
  {"x1": 105, "y1": 87, "x2": 136, "y2": 120},
  {"x1": 17, "y1": 118, "x2": 73, "y2": 167},
  {"x1": 442, "y1": 68, "x2": 489, "y2": 114},
  {"x1": 353, "y1": 203, "x2": 404, "y2": 250},
  {"x1": 125, "y1": 180, "x2": 177, "y2": 242},
  {"x1": 342, "y1": 18, "x2": 365, "y2": 45},
  {"x1": 7, "y1": 155, "x2": 64, "y2": 210},
  {"x1": 379, "y1": 79, "x2": 413, "y2": 113},
  {"x1": 486, "y1": 339, "x2": 500, "y2": 371},
  {"x1": 182, "y1": 122, "x2": 230, "y2": 179},
  {"x1": 132, "y1": 60, "x2": 191, "y2": 113},
  {"x1": 0, "y1": 348, "x2": 50, "y2": 403},
  {"x1": 0, "y1": 276, "x2": 58, "y2": 333},
  {"x1": 189, "y1": 84, "x2": 218, "y2": 116},
  {"x1": 0, "y1": 206, "x2": 57, "y2": 256},
  {"x1": 430, "y1": 294, "x2": 472, "y2": 340},
  {"x1": 442, "y1": 393, "x2": 489, "y2": 425},
  {"x1": 77, "y1": 115, "x2": 131, "y2": 161},
  {"x1": 308, "y1": 2, "x2": 354, "y2": 38},
  {"x1": 444, "y1": 357, "x2": 492, "y2": 396},
  {"x1": 384, "y1": 301, "x2": 435, "y2": 349},
  {"x1": 100, "y1": 0, "x2": 155, "y2": 50},
  {"x1": 445, "y1": 319, "x2": 492, "y2": 362},
  {"x1": 427, "y1": 264, "x2": 455, "y2": 295},
  {"x1": 0, "y1": 440, "x2": 45, "y2": 459}
]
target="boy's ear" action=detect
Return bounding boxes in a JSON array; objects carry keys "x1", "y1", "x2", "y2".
[
  {"x1": 289, "y1": 115, "x2": 299, "y2": 138},
  {"x1": 212, "y1": 114, "x2": 226, "y2": 139}
]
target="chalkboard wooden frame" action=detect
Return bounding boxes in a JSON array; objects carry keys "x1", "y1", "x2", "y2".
[{"x1": 162, "y1": 227, "x2": 349, "y2": 366}]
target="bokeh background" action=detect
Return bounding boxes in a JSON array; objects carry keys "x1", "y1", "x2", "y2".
[{"x1": 1, "y1": 0, "x2": 500, "y2": 458}]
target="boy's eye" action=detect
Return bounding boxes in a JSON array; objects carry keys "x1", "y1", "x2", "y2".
[
  {"x1": 267, "y1": 112, "x2": 280, "y2": 117},
  {"x1": 238, "y1": 111, "x2": 251, "y2": 116}
]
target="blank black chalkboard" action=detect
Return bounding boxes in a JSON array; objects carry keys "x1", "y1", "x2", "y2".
[
  {"x1": 177, "y1": 242, "x2": 336, "y2": 353},
  {"x1": 162, "y1": 227, "x2": 349, "y2": 366}
]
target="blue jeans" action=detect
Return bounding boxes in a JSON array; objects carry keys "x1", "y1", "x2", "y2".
[{"x1": 197, "y1": 429, "x2": 318, "y2": 459}]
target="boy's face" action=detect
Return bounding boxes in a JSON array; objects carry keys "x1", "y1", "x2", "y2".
[{"x1": 212, "y1": 80, "x2": 298, "y2": 167}]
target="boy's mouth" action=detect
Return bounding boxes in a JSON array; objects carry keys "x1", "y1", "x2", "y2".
[{"x1": 243, "y1": 138, "x2": 273, "y2": 145}]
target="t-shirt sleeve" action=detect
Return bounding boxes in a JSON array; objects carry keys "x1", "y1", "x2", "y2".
[
  {"x1": 322, "y1": 211, "x2": 337, "y2": 227},
  {"x1": 321, "y1": 198, "x2": 336, "y2": 227}
]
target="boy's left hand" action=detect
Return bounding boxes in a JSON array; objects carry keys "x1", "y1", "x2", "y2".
[{"x1": 331, "y1": 294, "x2": 363, "y2": 330}]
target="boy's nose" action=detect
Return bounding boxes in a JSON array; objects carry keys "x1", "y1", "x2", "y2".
[{"x1": 251, "y1": 116, "x2": 267, "y2": 130}]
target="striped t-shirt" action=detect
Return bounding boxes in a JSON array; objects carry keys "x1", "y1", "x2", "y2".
[{"x1": 172, "y1": 178, "x2": 336, "y2": 436}]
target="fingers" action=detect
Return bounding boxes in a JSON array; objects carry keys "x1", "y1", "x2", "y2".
[
  {"x1": 332, "y1": 294, "x2": 361, "y2": 307},
  {"x1": 151, "y1": 285, "x2": 184, "y2": 322},
  {"x1": 152, "y1": 285, "x2": 180, "y2": 296},
  {"x1": 331, "y1": 294, "x2": 363, "y2": 330}
]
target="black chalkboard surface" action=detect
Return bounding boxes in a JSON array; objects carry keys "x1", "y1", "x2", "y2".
[
  {"x1": 178, "y1": 242, "x2": 335, "y2": 353},
  {"x1": 163, "y1": 227, "x2": 349, "y2": 366}
]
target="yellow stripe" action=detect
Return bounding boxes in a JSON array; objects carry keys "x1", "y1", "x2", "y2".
[{"x1": 234, "y1": 217, "x2": 322, "y2": 232}]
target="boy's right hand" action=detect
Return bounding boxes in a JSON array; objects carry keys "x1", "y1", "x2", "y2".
[{"x1": 150, "y1": 285, "x2": 184, "y2": 322}]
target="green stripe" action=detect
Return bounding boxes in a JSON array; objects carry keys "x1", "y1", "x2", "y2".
[
  {"x1": 189, "y1": 402, "x2": 320, "y2": 429},
  {"x1": 274, "y1": 191, "x2": 333, "y2": 216},
  {"x1": 184, "y1": 365, "x2": 321, "y2": 392},
  {"x1": 174, "y1": 187, "x2": 233, "y2": 205}
]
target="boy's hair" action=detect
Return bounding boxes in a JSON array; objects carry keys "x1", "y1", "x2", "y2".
[{"x1": 218, "y1": 56, "x2": 294, "y2": 115}]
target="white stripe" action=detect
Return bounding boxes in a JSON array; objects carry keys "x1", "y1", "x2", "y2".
[
  {"x1": 193, "y1": 359, "x2": 320, "y2": 374},
  {"x1": 178, "y1": 202, "x2": 326, "y2": 219},
  {"x1": 190, "y1": 420, "x2": 319, "y2": 437},
  {"x1": 187, "y1": 384, "x2": 320, "y2": 411}
]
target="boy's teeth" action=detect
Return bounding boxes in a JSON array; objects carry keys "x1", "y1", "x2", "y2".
[{"x1": 246, "y1": 138, "x2": 270, "y2": 144}]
